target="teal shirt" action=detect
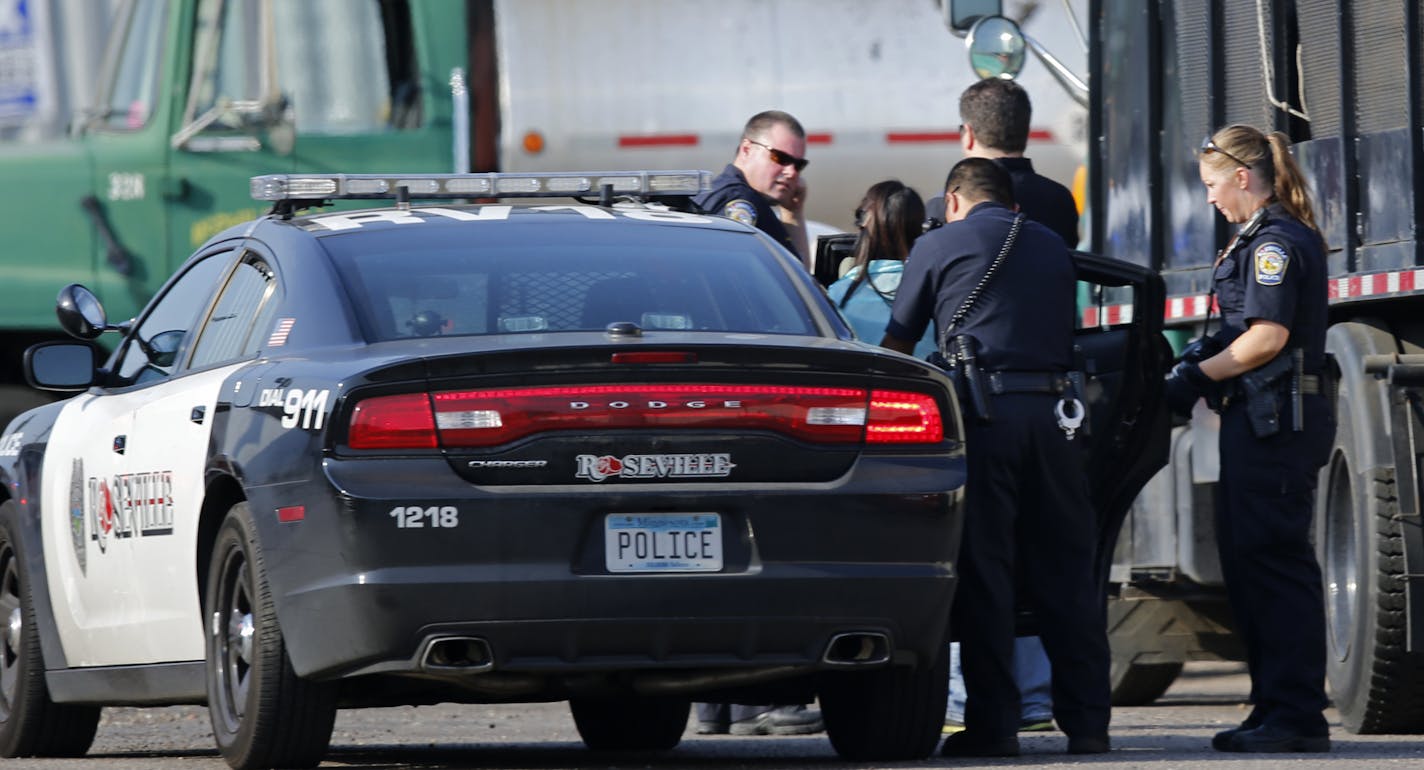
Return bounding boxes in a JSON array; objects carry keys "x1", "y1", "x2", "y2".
[{"x1": 826, "y1": 260, "x2": 936, "y2": 358}]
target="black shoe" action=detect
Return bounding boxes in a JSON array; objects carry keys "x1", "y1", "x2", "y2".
[
  {"x1": 939, "y1": 730, "x2": 1020, "y2": 757},
  {"x1": 1217, "y1": 724, "x2": 1329, "y2": 753},
  {"x1": 729, "y1": 705, "x2": 824, "y2": 736},
  {"x1": 695, "y1": 720, "x2": 729, "y2": 735},
  {"x1": 1067, "y1": 734, "x2": 1110, "y2": 754},
  {"x1": 1211, "y1": 709, "x2": 1265, "y2": 751}
]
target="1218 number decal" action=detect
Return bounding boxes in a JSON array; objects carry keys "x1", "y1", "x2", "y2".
[{"x1": 389, "y1": 506, "x2": 459, "y2": 528}]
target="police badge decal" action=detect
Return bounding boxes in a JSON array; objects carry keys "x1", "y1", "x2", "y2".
[{"x1": 1254, "y1": 242, "x2": 1289, "y2": 285}]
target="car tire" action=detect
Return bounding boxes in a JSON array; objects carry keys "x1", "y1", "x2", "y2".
[
  {"x1": 1108, "y1": 659, "x2": 1182, "y2": 707},
  {"x1": 819, "y1": 648, "x2": 947, "y2": 761},
  {"x1": 0, "y1": 500, "x2": 101, "y2": 758},
  {"x1": 205, "y1": 502, "x2": 336, "y2": 769},
  {"x1": 569, "y1": 695, "x2": 688, "y2": 750},
  {"x1": 1319, "y1": 320, "x2": 1424, "y2": 733}
]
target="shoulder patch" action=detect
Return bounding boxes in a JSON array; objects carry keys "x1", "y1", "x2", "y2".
[
  {"x1": 722, "y1": 199, "x2": 758, "y2": 227},
  {"x1": 1254, "y1": 242, "x2": 1289, "y2": 286}
]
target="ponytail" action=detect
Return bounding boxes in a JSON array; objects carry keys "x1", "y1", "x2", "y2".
[{"x1": 1265, "y1": 131, "x2": 1320, "y2": 236}]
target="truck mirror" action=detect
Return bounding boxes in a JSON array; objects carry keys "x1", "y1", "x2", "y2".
[
  {"x1": 55, "y1": 284, "x2": 109, "y2": 341},
  {"x1": 24, "y1": 342, "x2": 102, "y2": 392},
  {"x1": 967, "y1": 15, "x2": 1027, "y2": 80},
  {"x1": 945, "y1": 0, "x2": 1005, "y2": 37}
]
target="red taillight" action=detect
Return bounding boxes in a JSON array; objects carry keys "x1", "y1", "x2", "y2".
[
  {"x1": 866, "y1": 389, "x2": 943, "y2": 444},
  {"x1": 349, "y1": 393, "x2": 438, "y2": 449},
  {"x1": 348, "y1": 385, "x2": 944, "y2": 449}
]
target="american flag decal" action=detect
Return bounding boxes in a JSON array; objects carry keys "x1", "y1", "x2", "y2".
[{"x1": 268, "y1": 318, "x2": 296, "y2": 347}]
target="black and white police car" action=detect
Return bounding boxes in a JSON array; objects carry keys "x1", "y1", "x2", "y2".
[{"x1": 0, "y1": 171, "x2": 1164, "y2": 769}]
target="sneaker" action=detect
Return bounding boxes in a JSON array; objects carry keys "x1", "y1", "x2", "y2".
[
  {"x1": 1019, "y1": 717, "x2": 1054, "y2": 732},
  {"x1": 729, "y1": 705, "x2": 824, "y2": 736},
  {"x1": 939, "y1": 730, "x2": 1020, "y2": 757},
  {"x1": 695, "y1": 720, "x2": 729, "y2": 735},
  {"x1": 1217, "y1": 724, "x2": 1329, "y2": 753}
]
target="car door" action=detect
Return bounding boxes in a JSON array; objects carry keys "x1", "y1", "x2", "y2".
[
  {"x1": 1071, "y1": 251, "x2": 1170, "y2": 583},
  {"x1": 41, "y1": 250, "x2": 239, "y2": 666}
]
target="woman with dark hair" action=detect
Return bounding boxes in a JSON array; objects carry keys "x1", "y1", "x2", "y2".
[
  {"x1": 826, "y1": 180, "x2": 933, "y2": 356},
  {"x1": 1165, "y1": 123, "x2": 1333, "y2": 753}
]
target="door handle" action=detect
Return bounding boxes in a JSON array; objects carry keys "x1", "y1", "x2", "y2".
[
  {"x1": 191, "y1": 405, "x2": 206, "y2": 424},
  {"x1": 113, "y1": 435, "x2": 126, "y2": 455}
]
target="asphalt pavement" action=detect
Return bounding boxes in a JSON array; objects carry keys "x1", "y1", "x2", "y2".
[{"x1": 9, "y1": 661, "x2": 1424, "y2": 768}]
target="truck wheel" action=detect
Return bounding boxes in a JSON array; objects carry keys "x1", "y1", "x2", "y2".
[
  {"x1": 1109, "y1": 660, "x2": 1182, "y2": 706},
  {"x1": 0, "y1": 500, "x2": 100, "y2": 757},
  {"x1": 819, "y1": 649, "x2": 947, "y2": 761},
  {"x1": 1319, "y1": 321, "x2": 1424, "y2": 733},
  {"x1": 205, "y1": 502, "x2": 336, "y2": 769},
  {"x1": 569, "y1": 696, "x2": 688, "y2": 750}
]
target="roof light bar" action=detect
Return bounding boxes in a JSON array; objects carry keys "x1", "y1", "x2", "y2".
[{"x1": 251, "y1": 171, "x2": 712, "y2": 202}]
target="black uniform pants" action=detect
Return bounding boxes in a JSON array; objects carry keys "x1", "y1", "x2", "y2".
[
  {"x1": 1215, "y1": 393, "x2": 1334, "y2": 734},
  {"x1": 955, "y1": 393, "x2": 1110, "y2": 739}
]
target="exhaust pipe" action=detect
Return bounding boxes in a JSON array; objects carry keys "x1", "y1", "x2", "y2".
[
  {"x1": 419, "y1": 636, "x2": 494, "y2": 673},
  {"x1": 822, "y1": 632, "x2": 891, "y2": 667}
]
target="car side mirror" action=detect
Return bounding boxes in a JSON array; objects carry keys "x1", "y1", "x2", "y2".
[
  {"x1": 142, "y1": 330, "x2": 186, "y2": 367},
  {"x1": 56, "y1": 284, "x2": 112, "y2": 340},
  {"x1": 24, "y1": 341, "x2": 104, "y2": 391}
]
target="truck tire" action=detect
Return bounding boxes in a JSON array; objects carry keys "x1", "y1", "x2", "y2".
[
  {"x1": 819, "y1": 649, "x2": 947, "y2": 761},
  {"x1": 569, "y1": 696, "x2": 688, "y2": 750},
  {"x1": 1319, "y1": 320, "x2": 1424, "y2": 733},
  {"x1": 0, "y1": 500, "x2": 101, "y2": 757},
  {"x1": 205, "y1": 502, "x2": 336, "y2": 768},
  {"x1": 1109, "y1": 660, "x2": 1182, "y2": 707}
]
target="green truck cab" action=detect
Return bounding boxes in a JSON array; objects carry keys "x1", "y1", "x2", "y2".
[{"x1": 0, "y1": 0, "x2": 469, "y2": 424}]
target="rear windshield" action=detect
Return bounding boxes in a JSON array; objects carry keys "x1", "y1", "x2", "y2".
[{"x1": 322, "y1": 221, "x2": 817, "y2": 341}]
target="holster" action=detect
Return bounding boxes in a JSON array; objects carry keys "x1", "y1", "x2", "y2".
[
  {"x1": 929, "y1": 335, "x2": 992, "y2": 423},
  {"x1": 1237, "y1": 350, "x2": 1295, "y2": 438}
]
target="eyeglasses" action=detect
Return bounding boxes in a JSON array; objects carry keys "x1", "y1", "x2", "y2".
[
  {"x1": 746, "y1": 139, "x2": 809, "y2": 172},
  {"x1": 1200, "y1": 136, "x2": 1251, "y2": 168}
]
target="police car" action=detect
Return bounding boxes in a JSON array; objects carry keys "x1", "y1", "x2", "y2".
[{"x1": 0, "y1": 171, "x2": 970, "y2": 768}]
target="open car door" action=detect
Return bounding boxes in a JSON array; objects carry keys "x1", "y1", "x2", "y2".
[{"x1": 1071, "y1": 251, "x2": 1170, "y2": 583}]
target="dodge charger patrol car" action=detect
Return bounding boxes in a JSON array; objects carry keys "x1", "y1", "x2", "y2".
[{"x1": 0, "y1": 171, "x2": 1165, "y2": 769}]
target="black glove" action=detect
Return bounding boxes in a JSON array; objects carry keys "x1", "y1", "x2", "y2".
[
  {"x1": 1164, "y1": 359, "x2": 1213, "y2": 417},
  {"x1": 1179, "y1": 335, "x2": 1222, "y2": 365}
]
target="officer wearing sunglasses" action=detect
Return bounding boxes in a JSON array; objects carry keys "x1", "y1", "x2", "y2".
[{"x1": 693, "y1": 110, "x2": 811, "y2": 267}]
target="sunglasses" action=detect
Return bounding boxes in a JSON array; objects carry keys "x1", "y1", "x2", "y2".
[
  {"x1": 1200, "y1": 136, "x2": 1251, "y2": 168},
  {"x1": 747, "y1": 139, "x2": 809, "y2": 172}
]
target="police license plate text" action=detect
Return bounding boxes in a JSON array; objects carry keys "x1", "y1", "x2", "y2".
[{"x1": 604, "y1": 513, "x2": 722, "y2": 573}]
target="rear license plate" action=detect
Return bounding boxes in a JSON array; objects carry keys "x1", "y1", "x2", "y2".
[{"x1": 604, "y1": 513, "x2": 722, "y2": 573}]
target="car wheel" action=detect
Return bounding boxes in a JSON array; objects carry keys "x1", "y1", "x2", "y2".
[
  {"x1": 205, "y1": 502, "x2": 336, "y2": 769},
  {"x1": 0, "y1": 500, "x2": 100, "y2": 757},
  {"x1": 569, "y1": 696, "x2": 688, "y2": 750},
  {"x1": 1319, "y1": 320, "x2": 1424, "y2": 733},
  {"x1": 1109, "y1": 659, "x2": 1182, "y2": 706},
  {"x1": 819, "y1": 648, "x2": 947, "y2": 761}
]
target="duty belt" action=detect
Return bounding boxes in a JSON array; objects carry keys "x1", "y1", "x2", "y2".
[
  {"x1": 1223, "y1": 373, "x2": 1322, "y2": 401},
  {"x1": 987, "y1": 371, "x2": 1070, "y2": 395}
]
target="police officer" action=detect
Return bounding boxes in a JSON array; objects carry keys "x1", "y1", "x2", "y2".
[
  {"x1": 1165, "y1": 124, "x2": 1333, "y2": 753},
  {"x1": 693, "y1": 110, "x2": 810, "y2": 266},
  {"x1": 882, "y1": 158, "x2": 1110, "y2": 757}
]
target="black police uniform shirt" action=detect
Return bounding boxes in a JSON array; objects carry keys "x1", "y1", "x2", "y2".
[
  {"x1": 1212, "y1": 202, "x2": 1328, "y2": 373},
  {"x1": 693, "y1": 164, "x2": 796, "y2": 254},
  {"x1": 887, "y1": 201, "x2": 1076, "y2": 373},
  {"x1": 924, "y1": 157, "x2": 1080, "y2": 248}
]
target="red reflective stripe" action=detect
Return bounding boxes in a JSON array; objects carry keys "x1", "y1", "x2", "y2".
[
  {"x1": 886, "y1": 131, "x2": 961, "y2": 143},
  {"x1": 1028, "y1": 129, "x2": 1055, "y2": 141},
  {"x1": 617, "y1": 134, "x2": 699, "y2": 148},
  {"x1": 806, "y1": 132, "x2": 833, "y2": 144}
]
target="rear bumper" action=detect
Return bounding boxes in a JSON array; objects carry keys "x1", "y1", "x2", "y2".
[{"x1": 260, "y1": 456, "x2": 963, "y2": 684}]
